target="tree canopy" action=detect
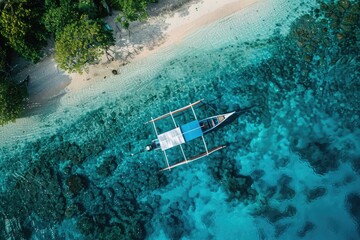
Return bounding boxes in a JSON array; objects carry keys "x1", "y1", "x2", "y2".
[
  {"x1": 42, "y1": 0, "x2": 79, "y2": 35},
  {"x1": 55, "y1": 17, "x2": 114, "y2": 72},
  {"x1": 78, "y1": 0, "x2": 103, "y2": 19},
  {"x1": 116, "y1": 0, "x2": 156, "y2": 29},
  {"x1": 0, "y1": 0, "x2": 47, "y2": 62},
  {"x1": 0, "y1": 38, "x2": 27, "y2": 125},
  {"x1": 0, "y1": 79, "x2": 27, "y2": 125}
]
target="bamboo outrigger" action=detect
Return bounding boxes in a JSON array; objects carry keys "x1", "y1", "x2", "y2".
[{"x1": 145, "y1": 99, "x2": 235, "y2": 171}]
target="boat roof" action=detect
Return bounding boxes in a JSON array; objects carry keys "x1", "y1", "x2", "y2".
[
  {"x1": 180, "y1": 120, "x2": 203, "y2": 142},
  {"x1": 158, "y1": 127, "x2": 185, "y2": 151},
  {"x1": 158, "y1": 120, "x2": 203, "y2": 150}
]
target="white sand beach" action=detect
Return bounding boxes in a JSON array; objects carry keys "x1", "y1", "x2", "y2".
[{"x1": 14, "y1": 0, "x2": 260, "y2": 102}]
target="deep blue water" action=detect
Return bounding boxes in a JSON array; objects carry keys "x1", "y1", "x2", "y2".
[{"x1": 0, "y1": 0, "x2": 360, "y2": 239}]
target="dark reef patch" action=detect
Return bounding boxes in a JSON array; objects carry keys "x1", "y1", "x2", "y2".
[
  {"x1": 66, "y1": 174, "x2": 89, "y2": 195},
  {"x1": 351, "y1": 156, "x2": 360, "y2": 175},
  {"x1": 275, "y1": 223, "x2": 291, "y2": 238},
  {"x1": 201, "y1": 211, "x2": 215, "y2": 229},
  {"x1": 253, "y1": 204, "x2": 297, "y2": 223},
  {"x1": 305, "y1": 187, "x2": 327, "y2": 202},
  {"x1": 160, "y1": 202, "x2": 193, "y2": 240},
  {"x1": 293, "y1": 140, "x2": 340, "y2": 175},
  {"x1": 297, "y1": 221, "x2": 315, "y2": 238},
  {"x1": 277, "y1": 174, "x2": 296, "y2": 200},
  {"x1": 207, "y1": 155, "x2": 258, "y2": 203},
  {"x1": 346, "y1": 192, "x2": 360, "y2": 236},
  {"x1": 96, "y1": 155, "x2": 118, "y2": 176},
  {"x1": 64, "y1": 202, "x2": 84, "y2": 218}
]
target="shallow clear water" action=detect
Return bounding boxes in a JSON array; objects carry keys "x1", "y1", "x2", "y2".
[{"x1": 1, "y1": 0, "x2": 360, "y2": 239}]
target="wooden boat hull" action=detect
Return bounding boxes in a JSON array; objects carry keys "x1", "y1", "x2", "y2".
[{"x1": 199, "y1": 111, "x2": 236, "y2": 134}]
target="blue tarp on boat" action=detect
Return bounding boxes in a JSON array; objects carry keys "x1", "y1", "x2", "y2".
[{"x1": 180, "y1": 120, "x2": 203, "y2": 142}]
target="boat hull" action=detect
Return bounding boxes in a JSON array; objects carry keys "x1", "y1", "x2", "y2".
[{"x1": 199, "y1": 112, "x2": 236, "y2": 134}]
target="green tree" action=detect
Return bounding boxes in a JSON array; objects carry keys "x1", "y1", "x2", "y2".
[
  {"x1": 55, "y1": 17, "x2": 114, "y2": 72},
  {"x1": 0, "y1": 0, "x2": 47, "y2": 62},
  {"x1": 0, "y1": 28, "x2": 27, "y2": 125},
  {"x1": 42, "y1": 0, "x2": 79, "y2": 35},
  {"x1": 0, "y1": 44, "x2": 7, "y2": 76},
  {"x1": 78, "y1": 0, "x2": 99, "y2": 19},
  {"x1": 107, "y1": 0, "x2": 122, "y2": 10},
  {"x1": 116, "y1": 0, "x2": 148, "y2": 29},
  {"x1": 0, "y1": 78, "x2": 27, "y2": 126}
]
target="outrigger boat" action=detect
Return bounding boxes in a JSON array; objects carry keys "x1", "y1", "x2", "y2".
[{"x1": 145, "y1": 99, "x2": 235, "y2": 171}]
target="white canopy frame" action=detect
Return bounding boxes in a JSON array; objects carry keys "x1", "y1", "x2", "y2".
[
  {"x1": 169, "y1": 111, "x2": 188, "y2": 163},
  {"x1": 190, "y1": 104, "x2": 209, "y2": 154},
  {"x1": 151, "y1": 117, "x2": 170, "y2": 169},
  {"x1": 148, "y1": 99, "x2": 225, "y2": 171}
]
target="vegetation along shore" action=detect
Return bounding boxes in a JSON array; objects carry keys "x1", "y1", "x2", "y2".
[{"x1": 0, "y1": 0, "x2": 175, "y2": 125}]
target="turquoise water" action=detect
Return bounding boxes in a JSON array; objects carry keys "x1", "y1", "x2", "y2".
[{"x1": 1, "y1": 0, "x2": 360, "y2": 239}]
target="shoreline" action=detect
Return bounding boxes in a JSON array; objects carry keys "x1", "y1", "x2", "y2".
[
  {"x1": 141, "y1": 0, "x2": 260, "y2": 53},
  {"x1": 12, "y1": 0, "x2": 260, "y2": 105}
]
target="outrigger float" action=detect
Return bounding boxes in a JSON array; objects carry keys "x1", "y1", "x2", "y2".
[{"x1": 145, "y1": 99, "x2": 235, "y2": 171}]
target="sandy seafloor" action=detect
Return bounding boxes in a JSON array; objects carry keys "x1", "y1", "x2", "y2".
[{"x1": 1, "y1": 0, "x2": 360, "y2": 239}]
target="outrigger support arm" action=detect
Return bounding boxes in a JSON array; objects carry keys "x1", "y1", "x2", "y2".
[
  {"x1": 151, "y1": 117, "x2": 170, "y2": 169},
  {"x1": 150, "y1": 117, "x2": 159, "y2": 136},
  {"x1": 145, "y1": 99, "x2": 204, "y2": 124},
  {"x1": 190, "y1": 103, "x2": 209, "y2": 154},
  {"x1": 169, "y1": 111, "x2": 188, "y2": 163},
  {"x1": 162, "y1": 150, "x2": 171, "y2": 171},
  {"x1": 160, "y1": 145, "x2": 226, "y2": 171}
]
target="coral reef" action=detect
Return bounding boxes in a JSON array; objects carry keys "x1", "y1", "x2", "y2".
[
  {"x1": 0, "y1": 157, "x2": 66, "y2": 239},
  {"x1": 96, "y1": 156, "x2": 118, "y2": 176},
  {"x1": 0, "y1": 158, "x2": 66, "y2": 223},
  {"x1": 346, "y1": 192, "x2": 360, "y2": 236},
  {"x1": 160, "y1": 201, "x2": 193, "y2": 239},
  {"x1": 277, "y1": 175, "x2": 296, "y2": 200},
  {"x1": 275, "y1": 223, "x2": 291, "y2": 238},
  {"x1": 64, "y1": 203, "x2": 84, "y2": 218},
  {"x1": 305, "y1": 187, "x2": 327, "y2": 202},
  {"x1": 253, "y1": 204, "x2": 297, "y2": 223},
  {"x1": 252, "y1": 0, "x2": 360, "y2": 175},
  {"x1": 207, "y1": 155, "x2": 258, "y2": 203},
  {"x1": 294, "y1": 141, "x2": 340, "y2": 174},
  {"x1": 297, "y1": 221, "x2": 314, "y2": 237},
  {"x1": 0, "y1": 102, "x2": 168, "y2": 238},
  {"x1": 66, "y1": 174, "x2": 88, "y2": 195}
]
